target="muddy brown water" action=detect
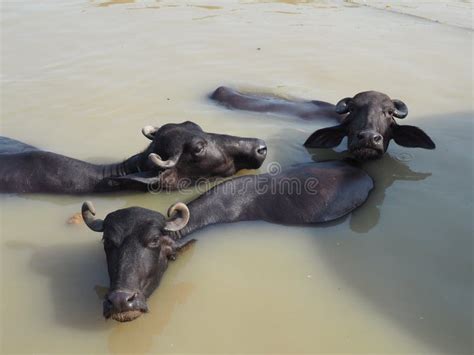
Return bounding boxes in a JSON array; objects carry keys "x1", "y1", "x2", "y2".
[{"x1": 1, "y1": 0, "x2": 472, "y2": 353}]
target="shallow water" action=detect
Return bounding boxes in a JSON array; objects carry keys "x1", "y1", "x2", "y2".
[{"x1": 1, "y1": 0, "x2": 472, "y2": 353}]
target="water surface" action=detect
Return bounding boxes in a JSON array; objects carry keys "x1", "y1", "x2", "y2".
[{"x1": 1, "y1": 0, "x2": 472, "y2": 353}]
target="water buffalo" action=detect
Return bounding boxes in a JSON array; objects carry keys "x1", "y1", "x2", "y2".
[
  {"x1": 211, "y1": 87, "x2": 435, "y2": 160},
  {"x1": 82, "y1": 161, "x2": 373, "y2": 322},
  {"x1": 0, "y1": 121, "x2": 267, "y2": 193}
]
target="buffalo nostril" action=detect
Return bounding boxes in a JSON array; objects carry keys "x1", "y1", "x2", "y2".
[
  {"x1": 357, "y1": 132, "x2": 365, "y2": 140},
  {"x1": 373, "y1": 134, "x2": 383, "y2": 144},
  {"x1": 107, "y1": 291, "x2": 138, "y2": 311},
  {"x1": 126, "y1": 293, "x2": 137, "y2": 303},
  {"x1": 257, "y1": 145, "x2": 267, "y2": 156},
  {"x1": 105, "y1": 298, "x2": 114, "y2": 309}
]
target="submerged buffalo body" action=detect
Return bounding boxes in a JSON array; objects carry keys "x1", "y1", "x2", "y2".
[
  {"x1": 211, "y1": 87, "x2": 435, "y2": 160},
  {"x1": 180, "y1": 161, "x2": 373, "y2": 229},
  {"x1": 0, "y1": 121, "x2": 266, "y2": 193},
  {"x1": 82, "y1": 161, "x2": 373, "y2": 322}
]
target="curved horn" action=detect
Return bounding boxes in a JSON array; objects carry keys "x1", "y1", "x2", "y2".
[
  {"x1": 164, "y1": 202, "x2": 190, "y2": 232},
  {"x1": 335, "y1": 97, "x2": 352, "y2": 114},
  {"x1": 81, "y1": 201, "x2": 104, "y2": 232},
  {"x1": 141, "y1": 125, "x2": 159, "y2": 140},
  {"x1": 392, "y1": 99, "x2": 408, "y2": 119},
  {"x1": 149, "y1": 152, "x2": 180, "y2": 169}
]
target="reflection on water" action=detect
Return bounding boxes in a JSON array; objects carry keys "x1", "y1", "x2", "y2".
[
  {"x1": 4, "y1": 233, "x2": 196, "y2": 354},
  {"x1": 351, "y1": 153, "x2": 431, "y2": 233},
  {"x1": 309, "y1": 150, "x2": 432, "y2": 233},
  {"x1": 5, "y1": 240, "x2": 109, "y2": 332},
  {"x1": 310, "y1": 113, "x2": 473, "y2": 354},
  {"x1": 108, "y1": 282, "x2": 195, "y2": 353},
  {"x1": 106, "y1": 245, "x2": 196, "y2": 353}
]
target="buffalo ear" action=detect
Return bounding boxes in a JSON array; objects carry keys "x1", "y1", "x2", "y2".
[
  {"x1": 392, "y1": 124, "x2": 436, "y2": 149},
  {"x1": 176, "y1": 238, "x2": 196, "y2": 253},
  {"x1": 304, "y1": 125, "x2": 347, "y2": 148},
  {"x1": 165, "y1": 238, "x2": 196, "y2": 261}
]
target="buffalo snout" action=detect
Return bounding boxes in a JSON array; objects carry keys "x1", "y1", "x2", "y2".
[
  {"x1": 254, "y1": 139, "x2": 268, "y2": 159},
  {"x1": 349, "y1": 130, "x2": 385, "y2": 160},
  {"x1": 104, "y1": 290, "x2": 148, "y2": 322},
  {"x1": 245, "y1": 139, "x2": 267, "y2": 169},
  {"x1": 355, "y1": 130, "x2": 384, "y2": 148}
]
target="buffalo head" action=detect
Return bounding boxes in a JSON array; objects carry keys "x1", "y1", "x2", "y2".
[
  {"x1": 304, "y1": 91, "x2": 435, "y2": 160},
  {"x1": 81, "y1": 201, "x2": 195, "y2": 322},
  {"x1": 112, "y1": 121, "x2": 267, "y2": 190}
]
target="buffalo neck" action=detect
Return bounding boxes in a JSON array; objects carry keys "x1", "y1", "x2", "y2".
[
  {"x1": 0, "y1": 142, "x2": 156, "y2": 193},
  {"x1": 171, "y1": 180, "x2": 258, "y2": 239},
  {"x1": 172, "y1": 197, "x2": 219, "y2": 238},
  {"x1": 97, "y1": 153, "x2": 148, "y2": 179}
]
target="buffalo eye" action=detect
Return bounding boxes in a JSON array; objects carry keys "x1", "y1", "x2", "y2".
[
  {"x1": 386, "y1": 108, "x2": 394, "y2": 117},
  {"x1": 147, "y1": 236, "x2": 162, "y2": 249},
  {"x1": 191, "y1": 142, "x2": 206, "y2": 156}
]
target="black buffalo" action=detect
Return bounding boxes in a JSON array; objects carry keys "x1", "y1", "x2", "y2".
[
  {"x1": 81, "y1": 201, "x2": 194, "y2": 322},
  {"x1": 211, "y1": 87, "x2": 435, "y2": 160},
  {"x1": 82, "y1": 161, "x2": 373, "y2": 322},
  {"x1": 0, "y1": 121, "x2": 267, "y2": 193}
]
